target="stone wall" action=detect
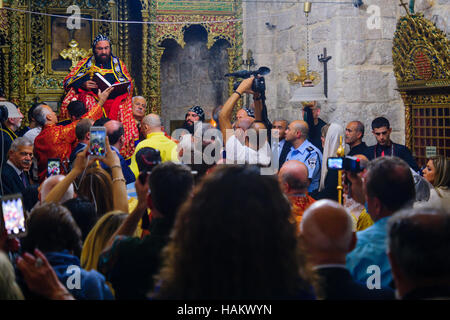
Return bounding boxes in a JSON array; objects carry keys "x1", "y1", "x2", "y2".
[
  {"x1": 160, "y1": 25, "x2": 230, "y2": 132},
  {"x1": 243, "y1": 0, "x2": 450, "y2": 147}
]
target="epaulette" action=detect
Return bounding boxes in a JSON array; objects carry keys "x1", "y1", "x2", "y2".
[{"x1": 306, "y1": 146, "x2": 315, "y2": 152}]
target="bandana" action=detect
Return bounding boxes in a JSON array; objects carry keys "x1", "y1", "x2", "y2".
[
  {"x1": 92, "y1": 34, "x2": 112, "y2": 50},
  {"x1": 187, "y1": 106, "x2": 205, "y2": 122},
  {"x1": 243, "y1": 107, "x2": 255, "y2": 118}
]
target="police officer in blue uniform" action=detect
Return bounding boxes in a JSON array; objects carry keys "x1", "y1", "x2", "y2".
[{"x1": 285, "y1": 120, "x2": 323, "y2": 193}]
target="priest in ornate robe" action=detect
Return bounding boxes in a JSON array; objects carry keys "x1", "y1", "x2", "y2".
[{"x1": 60, "y1": 34, "x2": 138, "y2": 158}]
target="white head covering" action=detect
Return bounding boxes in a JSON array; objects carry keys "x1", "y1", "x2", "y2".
[{"x1": 319, "y1": 123, "x2": 345, "y2": 192}]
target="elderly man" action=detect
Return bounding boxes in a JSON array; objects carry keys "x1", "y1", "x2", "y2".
[
  {"x1": 345, "y1": 121, "x2": 368, "y2": 156},
  {"x1": 278, "y1": 160, "x2": 315, "y2": 228},
  {"x1": 300, "y1": 199, "x2": 394, "y2": 300},
  {"x1": 129, "y1": 114, "x2": 178, "y2": 178},
  {"x1": 40, "y1": 175, "x2": 74, "y2": 204},
  {"x1": 34, "y1": 87, "x2": 112, "y2": 182},
  {"x1": 387, "y1": 206, "x2": 450, "y2": 299},
  {"x1": 0, "y1": 101, "x2": 24, "y2": 163},
  {"x1": 345, "y1": 156, "x2": 416, "y2": 288},
  {"x1": 285, "y1": 120, "x2": 322, "y2": 193},
  {"x1": 132, "y1": 96, "x2": 147, "y2": 142},
  {"x1": 131, "y1": 96, "x2": 146, "y2": 124},
  {"x1": 0, "y1": 137, "x2": 33, "y2": 196}
]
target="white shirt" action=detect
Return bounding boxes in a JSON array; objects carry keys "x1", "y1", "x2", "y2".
[
  {"x1": 225, "y1": 135, "x2": 271, "y2": 166},
  {"x1": 23, "y1": 127, "x2": 42, "y2": 144}
]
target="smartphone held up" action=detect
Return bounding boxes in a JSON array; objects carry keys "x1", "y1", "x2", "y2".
[{"x1": 89, "y1": 126, "x2": 107, "y2": 158}]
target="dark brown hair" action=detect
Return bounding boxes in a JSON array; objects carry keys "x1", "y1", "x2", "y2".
[
  {"x1": 154, "y1": 165, "x2": 312, "y2": 299},
  {"x1": 22, "y1": 203, "x2": 82, "y2": 257}
]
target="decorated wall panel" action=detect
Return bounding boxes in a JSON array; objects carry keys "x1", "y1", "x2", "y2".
[{"x1": 393, "y1": 13, "x2": 450, "y2": 166}]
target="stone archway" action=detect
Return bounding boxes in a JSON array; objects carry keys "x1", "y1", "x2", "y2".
[{"x1": 160, "y1": 25, "x2": 230, "y2": 132}]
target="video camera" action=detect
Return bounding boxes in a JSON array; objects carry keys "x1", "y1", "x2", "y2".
[
  {"x1": 225, "y1": 67, "x2": 270, "y2": 94},
  {"x1": 327, "y1": 156, "x2": 365, "y2": 173}
]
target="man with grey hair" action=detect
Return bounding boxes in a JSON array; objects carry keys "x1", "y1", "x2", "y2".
[
  {"x1": 387, "y1": 206, "x2": 450, "y2": 299},
  {"x1": 23, "y1": 103, "x2": 49, "y2": 144},
  {"x1": 132, "y1": 96, "x2": 146, "y2": 141},
  {"x1": 33, "y1": 87, "x2": 112, "y2": 182},
  {"x1": 129, "y1": 113, "x2": 178, "y2": 178},
  {"x1": 345, "y1": 156, "x2": 416, "y2": 289},
  {"x1": 300, "y1": 199, "x2": 394, "y2": 300},
  {"x1": 40, "y1": 175, "x2": 74, "y2": 204},
  {"x1": 0, "y1": 137, "x2": 33, "y2": 196},
  {"x1": 346, "y1": 121, "x2": 368, "y2": 156},
  {"x1": 0, "y1": 101, "x2": 24, "y2": 164},
  {"x1": 285, "y1": 120, "x2": 322, "y2": 193}
]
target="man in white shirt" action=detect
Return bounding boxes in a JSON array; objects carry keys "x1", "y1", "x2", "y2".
[{"x1": 219, "y1": 77, "x2": 271, "y2": 166}]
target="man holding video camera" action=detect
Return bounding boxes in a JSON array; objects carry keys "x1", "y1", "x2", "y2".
[{"x1": 219, "y1": 77, "x2": 271, "y2": 166}]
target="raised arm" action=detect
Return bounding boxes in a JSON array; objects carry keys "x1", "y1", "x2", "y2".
[
  {"x1": 219, "y1": 77, "x2": 255, "y2": 143},
  {"x1": 99, "y1": 137, "x2": 129, "y2": 213},
  {"x1": 44, "y1": 148, "x2": 94, "y2": 204}
]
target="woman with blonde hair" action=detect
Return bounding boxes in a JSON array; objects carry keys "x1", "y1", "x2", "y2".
[
  {"x1": 77, "y1": 167, "x2": 114, "y2": 218},
  {"x1": 81, "y1": 211, "x2": 130, "y2": 271},
  {"x1": 422, "y1": 155, "x2": 450, "y2": 207}
]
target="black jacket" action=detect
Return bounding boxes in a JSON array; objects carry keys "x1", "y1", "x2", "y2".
[
  {"x1": 0, "y1": 162, "x2": 30, "y2": 196},
  {"x1": 315, "y1": 267, "x2": 395, "y2": 300},
  {"x1": 365, "y1": 142, "x2": 419, "y2": 172}
]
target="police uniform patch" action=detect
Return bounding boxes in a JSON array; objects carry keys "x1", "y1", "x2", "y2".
[{"x1": 307, "y1": 157, "x2": 317, "y2": 170}]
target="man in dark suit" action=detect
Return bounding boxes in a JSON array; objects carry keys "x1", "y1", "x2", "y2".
[
  {"x1": 272, "y1": 119, "x2": 292, "y2": 170},
  {"x1": 365, "y1": 117, "x2": 419, "y2": 171},
  {"x1": 300, "y1": 199, "x2": 395, "y2": 300},
  {"x1": 0, "y1": 137, "x2": 33, "y2": 196},
  {"x1": 69, "y1": 118, "x2": 93, "y2": 168},
  {"x1": 104, "y1": 120, "x2": 135, "y2": 184}
]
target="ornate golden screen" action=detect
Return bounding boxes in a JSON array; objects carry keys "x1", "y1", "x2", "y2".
[
  {"x1": 412, "y1": 102, "x2": 450, "y2": 164},
  {"x1": 393, "y1": 13, "x2": 450, "y2": 167}
]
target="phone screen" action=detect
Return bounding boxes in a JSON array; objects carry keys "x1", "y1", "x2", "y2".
[
  {"x1": 47, "y1": 159, "x2": 61, "y2": 177},
  {"x1": 328, "y1": 157, "x2": 343, "y2": 170},
  {"x1": 1, "y1": 194, "x2": 26, "y2": 238},
  {"x1": 90, "y1": 127, "x2": 107, "y2": 157}
]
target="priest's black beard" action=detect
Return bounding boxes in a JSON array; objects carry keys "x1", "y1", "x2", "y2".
[
  {"x1": 95, "y1": 53, "x2": 111, "y2": 66},
  {"x1": 182, "y1": 120, "x2": 194, "y2": 134}
]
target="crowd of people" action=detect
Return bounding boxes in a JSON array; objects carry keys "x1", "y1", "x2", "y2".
[{"x1": 0, "y1": 35, "x2": 449, "y2": 301}]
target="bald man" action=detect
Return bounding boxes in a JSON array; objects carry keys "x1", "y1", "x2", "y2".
[
  {"x1": 300, "y1": 200, "x2": 394, "y2": 300},
  {"x1": 130, "y1": 113, "x2": 178, "y2": 178},
  {"x1": 285, "y1": 120, "x2": 323, "y2": 193},
  {"x1": 345, "y1": 121, "x2": 368, "y2": 156},
  {"x1": 104, "y1": 120, "x2": 135, "y2": 184},
  {"x1": 40, "y1": 175, "x2": 74, "y2": 204},
  {"x1": 279, "y1": 160, "x2": 316, "y2": 229}
]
